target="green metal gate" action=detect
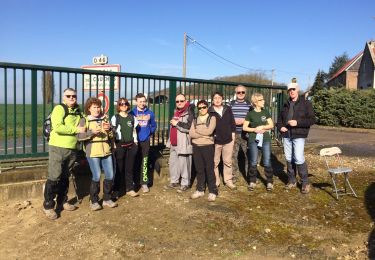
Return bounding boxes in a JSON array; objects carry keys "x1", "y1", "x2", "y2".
[{"x1": 0, "y1": 62, "x2": 286, "y2": 160}]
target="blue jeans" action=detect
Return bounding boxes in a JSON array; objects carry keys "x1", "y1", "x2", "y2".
[
  {"x1": 283, "y1": 138, "x2": 305, "y2": 164},
  {"x1": 248, "y1": 141, "x2": 271, "y2": 167},
  {"x1": 87, "y1": 155, "x2": 114, "y2": 182}
]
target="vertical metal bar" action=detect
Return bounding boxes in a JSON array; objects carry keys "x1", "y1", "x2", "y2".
[
  {"x1": 169, "y1": 81, "x2": 177, "y2": 121},
  {"x1": 4, "y1": 68, "x2": 7, "y2": 155},
  {"x1": 31, "y1": 70, "x2": 38, "y2": 154},
  {"x1": 42, "y1": 70, "x2": 46, "y2": 151},
  {"x1": 163, "y1": 80, "x2": 167, "y2": 144},
  {"x1": 157, "y1": 80, "x2": 161, "y2": 146},
  {"x1": 22, "y1": 69, "x2": 26, "y2": 154},
  {"x1": 59, "y1": 72, "x2": 62, "y2": 103},
  {"x1": 109, "y1": 76, "x2": 114, "y2": 118},
  {"x1": 13, "y1": 69, "x2": 17, "y2": 155},
  {"x1": 81, "y1": 73, "x2": 85, "y2": 107}
]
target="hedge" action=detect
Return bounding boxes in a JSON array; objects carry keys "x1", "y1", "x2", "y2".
[{"x1": 312, "y1": 88, "x2": 375, "y2": 129}]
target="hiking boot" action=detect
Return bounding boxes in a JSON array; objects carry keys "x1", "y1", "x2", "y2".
[
  {"x1": 43, "y1": 208, "x2": 57, "y2": 220},
  {"x1": 126, "y1": 190, "x2": 139, "y2": 197},
  {"x1": 142, "y1": 185, "x2": 150, "y2": 193},
  {"x1": 285, "y1": 182, "x2": 297, "y2": 190},
  {"x1": 226, "y1": 181, "x2": 237, "y2": 190},
  {"x1": 103, "y1": 200, "x2": 118, "y2": 208},
  {"x1": 301, "y1": 184, "x2": 311, "y2": 194},
  {"x1": 207, "y1": 193, "x2": 217, "y2": 202},
  {"x1": 191, "y1": 190, "x2": 204, "y2": 199},
  {"x1": 248, "y1": 182, "x2": 256, "y2": 191},
  {"x1": 90, "y1": 202, "x2": 102, "y2": 211},
  {"x1": 176, "y1": 185, "x2": 189, "y2": 193},
  {"x1": 164, "y1": 183, "x2": 180, "y2": 190},
  {"x1": 266, "y1": 183, "x2": 274, "y2": 192}
]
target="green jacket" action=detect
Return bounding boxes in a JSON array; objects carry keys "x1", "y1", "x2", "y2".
[{"x1": 48, "y1": 103, "x2": 81, "y2": 149}]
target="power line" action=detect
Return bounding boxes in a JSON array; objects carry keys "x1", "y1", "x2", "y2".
[{"x1": 186, "y1": 35, "x2": 272, "y2": 73}]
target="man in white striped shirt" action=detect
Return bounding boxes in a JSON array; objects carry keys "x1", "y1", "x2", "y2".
[{"x1": 230, "y1": 85, "x2": 252, "y2": 183}]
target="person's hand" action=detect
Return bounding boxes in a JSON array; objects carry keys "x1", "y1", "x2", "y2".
[
  {"x1": 91, "y1": 127, "x2": 101, "y2": 135},
  {"x1": 77, "y1": 126, "x2": 86, "y2": 133},
  {"x1": 102, "y1": 122, "x2": 111, "y2": 131},
  {"x1": 235, "y1": 118, "x2": 244, "y2": 125},
  {"x1": 288, "y1": 120, "x2": 297, "y2": 126},
  {"x1": 254, "y1": 126, "x2": 265, "y2": 134},
  {"x1": 170, "y1": 119, "x2": 178, "y2": 126},
  {"x1": 280, "y1": 127, "x2": 288, "y2": 132}
]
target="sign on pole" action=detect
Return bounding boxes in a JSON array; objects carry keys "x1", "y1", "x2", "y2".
[
  {"x1": 97, "y1": 92, "x2": 110, "y2": 114},
  {"x1": 81, "y1": 64, "x2": 121, "y2": 91}
]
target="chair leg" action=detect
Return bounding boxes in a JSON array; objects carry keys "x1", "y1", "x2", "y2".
[
  {"x1": 330, "y1": 173, "x2": 339, "y2": 200},
  {"x1": 344, "y1": 173, "x2": 358, "y2": 198}
]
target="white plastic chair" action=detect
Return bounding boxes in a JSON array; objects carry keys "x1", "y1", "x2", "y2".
[{"x1": 319, "y1": 147, "x2": 358, "y2": 199}]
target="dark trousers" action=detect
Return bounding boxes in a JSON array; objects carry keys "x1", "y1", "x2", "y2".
[
  {"x1": 135, "y1": 141, "x2": 150, "y2": 185},
  {"x1": 113, "y1": 143, "x2": 138, "y2": 193},
  {"x1": 43, "y1": 146, "x2": 76, "y2": 210},
  {"x1": 192, "y1": 144, "x2": 218, "y2": 195}
]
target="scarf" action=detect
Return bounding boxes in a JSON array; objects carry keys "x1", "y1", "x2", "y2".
[{"x1": 170, "y1": 102, "x2": 190, "y2": 146}]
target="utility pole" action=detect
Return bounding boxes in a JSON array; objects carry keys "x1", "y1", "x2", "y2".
[
  {"x1": 271, "y1": 69, "x2": 275, "y2": 86},
  {"x1": 183, "y1": 32, "x2": 187, "y2": 78}
]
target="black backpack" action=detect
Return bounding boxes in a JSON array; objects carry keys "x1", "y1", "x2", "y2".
[{"x1": 43, "y1": 103, "x2": 82, "y2": 142}]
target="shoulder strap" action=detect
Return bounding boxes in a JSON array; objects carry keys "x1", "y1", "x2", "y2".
[
  {"x1": 59, "y1": 103, "x2": 69, "y2": 121},
  {"x1": 115, "y1": 114, "x2": 120, "y2": 129},
  {"x1": 206, "y1": 115, "x2": 212, "y2": 127},
  {"x1": 230, "y1": 100, "x2": 235, "y2": 106}
]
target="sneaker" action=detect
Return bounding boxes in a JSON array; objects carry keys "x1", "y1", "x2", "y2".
[
  {"x1": 285, "y1": 182, "x2": 297, "y2": 190},
  {"x1": 207, "y1": 193, "x2": 217, "y2": 202},
  {"x1": 232, "y1": 175, "x2": 238, "y2": 184},
  {"x1": 43, "y1": 208, "x2": 57, "y2": 220},
  {"x1": 226, "y1": 181, "x2": 237, "y2": 190},
  {"x1": 266, "y1": 183, "x2": 274, "y2": 192},
  {"x1": 176, "y1": 185, "x2": 189, "y2": 193},
  {"x1": 90, "y1": 202, "x2": 102, "y2": 211},
  {"x1": 126, "y1": 190, "x2": 139, "y2": 197},
  {"x1": 103, "y1": 200, "x2": 118, "y2": 208},
  {"x1": 191, "y1": 190, "x2": 205, "y2": 199},
  {"x1": 62, "y1": 202, "x2": 77, "y2": 211},
  {"x1": 164, "y1": 183, "x2": 180, "y2": 190},
  {"x1": 301, "y1": 184, "x2": 311, "y2": 194},
  {"x1": 142, "y1": 185, "x2": 150, "y2": 193},
  {"x1": 248, "y1": 182, "x2": 256, "y2": 191}
]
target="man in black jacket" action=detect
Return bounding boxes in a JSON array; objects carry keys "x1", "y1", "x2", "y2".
[{"x1": 276, "y1": 78, "x2": 315, "y2": 194}]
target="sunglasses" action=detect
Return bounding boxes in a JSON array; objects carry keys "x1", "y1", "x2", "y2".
[
  {"x1": 119, "y1": 102, "x2": 129, "y2": 106},
  {"x1": 65, "y1": 95, "x2": 77, "y2": 98},
  {"x1": 258, "y1": 99, "x2": 264, "y2": 102},
  {"x1": 236, "y1": 91, "x2": 245, "y2": 94},
  {"x1": 175, "y1": 100, "x2": 186, "y2": 103},
  {"x1": 198, "y1": 106, "x2": 207, "y2": 110},
  {"x1": 288, "y1": 88, "x2": 296, "y2": 92}
]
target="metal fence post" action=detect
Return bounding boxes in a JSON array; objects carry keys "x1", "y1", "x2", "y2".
[
  {"x1": 31, "y1": 70, "x2": 38, "y2": 154},
  {"x1": 109, "y1": 76, "x2": 114, "y2": 118},
  {"x1": 169, "y1": 80, "x2": 177, "y2": 121}
]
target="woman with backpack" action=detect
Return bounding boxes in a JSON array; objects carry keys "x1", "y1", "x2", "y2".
[
  {"x1": 111, "y1": 98, "x2": 139, "y2": 198},
  {"x1": 189, "y1": 100, "x2": 218, "y2": 202},
  {"x1": 77, "y1": 97, "x2": 118, "y2": 211}
]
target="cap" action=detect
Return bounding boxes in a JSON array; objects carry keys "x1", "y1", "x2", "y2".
[{"x1": 287, "y1": 77, "x2": 300, "y2": 91}]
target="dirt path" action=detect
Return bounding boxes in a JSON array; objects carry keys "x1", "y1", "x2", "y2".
[{"x1": 0, "y1": 126, "x2": 374, "y2": 259}]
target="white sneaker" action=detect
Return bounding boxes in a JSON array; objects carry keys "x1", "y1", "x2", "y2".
[
  {"x1": 248, "y1": 182, "x2": 256, "y2": 191},
  {"x1": 90, "y1": 202, "x2": 102, "y2": 211},
  {"x1": 266, "y1": 183, "x2": 274, "y2": 191},
  {"x1": 103, "y1": 200, "x2": 118, "y2": 208},
  {"x1": 126, "y1": 190, "x2": 139, "y2": 197},
  {"x1": 207, "y1": 193, "x2": 216, "y2": 202},
  {"x1": 43, "y1": 208, "x2": 57, "y2": 220},
  {"x1": 142, "y1": 185, "x2": 150, "y2": 193},
  {"x1": 191, "y1": 190, "x2": 204, "y2": 199}
]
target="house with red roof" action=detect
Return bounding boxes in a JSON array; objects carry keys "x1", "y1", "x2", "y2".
[
  {"x1": 326, "y1": 51, "x2": 363, "y2": 90},
  {"x1": 357, "y1": 41, "x2": 375, "y2": 89}
]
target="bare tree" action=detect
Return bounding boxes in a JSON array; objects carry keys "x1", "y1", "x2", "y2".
[{"x1": 42, "y1": 71, "x2": 54, "y2": 104}]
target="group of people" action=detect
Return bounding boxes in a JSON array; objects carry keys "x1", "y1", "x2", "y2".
[
  {"x1": 166, "y1": 79, "x2": 315, "y2": 201},
  {"x1": 43, "y1": 89, "x2": 156, "y2": 220},
  {"x1": 42, "y1": 77, "x2": 315, "y2": 220}
]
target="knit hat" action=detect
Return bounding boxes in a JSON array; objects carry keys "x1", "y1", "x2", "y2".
[{"x1": 287, "y1": 77, "x2": 300, "y2": 91}]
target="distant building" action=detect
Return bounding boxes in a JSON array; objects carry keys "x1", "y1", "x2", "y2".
[
  {"x1": 357, "y1": 41, "x2": 375, "y2": 89},
  {"x1": 326, "y1": 51, "x2": 363, "y2": 90}
]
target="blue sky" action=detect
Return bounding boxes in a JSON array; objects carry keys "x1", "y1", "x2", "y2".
[{"x1": 1, "y1": 0, "x2": 374, "y2": 90}]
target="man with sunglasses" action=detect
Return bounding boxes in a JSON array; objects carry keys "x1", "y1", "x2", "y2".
[
  {"x1": 230, "y1": 85, "x2": 252, "y2": 183},
  {"x1": 165, "y1": 94, "x2": 194, "y2": 192},
  {"x1": 277, "y1": 78, "x2": 315, "y2": 194},
  {"x1": 43, "y1": 88, "x2": 86, "y2": 220}
]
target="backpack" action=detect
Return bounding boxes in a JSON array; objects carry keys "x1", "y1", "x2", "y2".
[{"x1": 43, "y1": 103, "x2": 82, "y2": 142}]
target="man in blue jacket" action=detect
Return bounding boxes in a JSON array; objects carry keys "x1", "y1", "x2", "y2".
[{"x1": 131, "y1": 93, "x2": 157, "y2": 193}]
